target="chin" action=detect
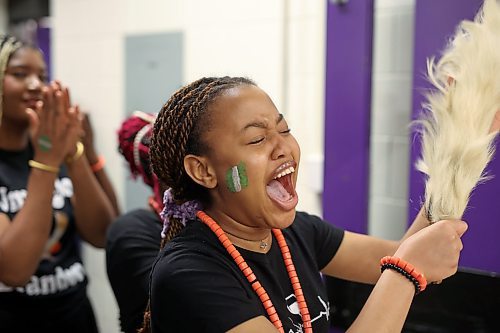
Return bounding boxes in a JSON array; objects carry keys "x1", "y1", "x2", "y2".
[{"x1": 270, "y1": 208, "x2": 297, "y2": 229}]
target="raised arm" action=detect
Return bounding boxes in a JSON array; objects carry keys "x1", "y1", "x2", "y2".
[
  {"x1": 345, "y1": 220, "x2": 467, "y2": 332},
  {"x1": 0, "y1": 85, "x2": 80, "y2": 285},
  {"x1": 81, "y1": 112, "x2": 120, "y2": 215},
  {"x1": 66, "y1": 145, "x2": 115, "y2": 248}
]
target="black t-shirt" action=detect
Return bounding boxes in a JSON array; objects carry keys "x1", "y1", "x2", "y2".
[
  {"x1": 106, "y1": 208, "x2": 163, "y2": 333},
  {"x1": 150, "y1": 211, "x2": 345, "y2": 333},
  {"x1": 0, "y1": 147, "x2": 95, "y2": 332}
]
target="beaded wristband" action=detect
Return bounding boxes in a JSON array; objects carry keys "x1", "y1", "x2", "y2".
[
  {"x1": 66, "y1": 141, "x2": 84, "y2": 164},
  {"x1": 380, "y1": 256, "x2": 427, "y2": 294},
  {"x1": 28, "y1": 160, "x2": 60, "y2": 174},
  {"x1": 90, "y1": 155, "x2": 105, "y2": 172}
]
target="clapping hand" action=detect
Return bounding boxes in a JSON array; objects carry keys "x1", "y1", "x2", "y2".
[{"x1": 26, "y1": 81, "x2": 82, "y2": 169}]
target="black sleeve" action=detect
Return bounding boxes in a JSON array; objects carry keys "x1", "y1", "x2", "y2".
[
  {"x1": 294, "y1": 211, "x2": 345, "y2": 270},
  {"x1": 150, "y1": 249, "x2": 263, "y2": 333},
  {"x1": 105, "y1": 209, "x2": 162, "y2": 333}
]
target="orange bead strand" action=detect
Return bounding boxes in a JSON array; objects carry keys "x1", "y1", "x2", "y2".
[
  {"x1": 197, "y1": 211, "x2": 312, "y2": 333},
  {"x1": 380, "y1": 256, "x2": 428, "y2": 292}
]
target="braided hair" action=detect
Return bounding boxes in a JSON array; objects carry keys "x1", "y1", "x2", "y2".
[
  {"x1": 150, "y1": 76, "x2": 255, "y2": 241},
  {"x1": 139, "y1": 76, "x2": 255, "y2": 333},
  {"x1": 0, "y1": 35, "x2": 23, "y2": 126},
  {"x1": 117, "y1": 111, "x2": 164, "y2": 216}
]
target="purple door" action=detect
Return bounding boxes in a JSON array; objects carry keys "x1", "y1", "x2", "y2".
[{"x1": 323, "y1": 0, "x2": 374, "y2": 234}]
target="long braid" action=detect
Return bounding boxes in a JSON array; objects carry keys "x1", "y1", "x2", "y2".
[{"x1": 139, "y1": 77, "x2": 255, "y2": 333}]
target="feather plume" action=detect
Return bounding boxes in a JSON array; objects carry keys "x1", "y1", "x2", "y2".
[{"x1": 415, "y1": 0, "x2": 500, "y2": 222}]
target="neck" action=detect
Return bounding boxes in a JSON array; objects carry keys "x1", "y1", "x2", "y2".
[
  {"x1": 204, "y1": 208, "x2": 273, "y2": 253},
  {"x1": 0, "y1": 122, "x2": 30, "y2": 150},
  {"x1": 224, "y1": 229, "x2": 272, "y2": 253}
]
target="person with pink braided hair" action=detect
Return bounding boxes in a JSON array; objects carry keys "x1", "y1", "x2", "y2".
[{"x1": 106, "y1": 111, "x2": 165, "y2": 333}]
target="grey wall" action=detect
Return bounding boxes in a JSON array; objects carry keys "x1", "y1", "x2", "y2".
[{"x1": 124, "y1": 32, "x2": 183, "y2": 211}]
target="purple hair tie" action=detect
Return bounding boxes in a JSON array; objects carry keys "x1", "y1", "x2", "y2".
[{"x1": 160, "y1": 189, "x2": 202, "y2": 238}]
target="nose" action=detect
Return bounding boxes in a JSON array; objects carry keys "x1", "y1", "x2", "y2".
[
  {"x1": 26, "y1": 74, "x2": 42, "y2": 91},
  {"x1": 271, "y1": 132, "x2": 292, "y2": 160}
]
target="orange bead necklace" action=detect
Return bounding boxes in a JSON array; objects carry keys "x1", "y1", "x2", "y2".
[{"x1": 196, "y1": 211, "x2": 312, "y2": 333}]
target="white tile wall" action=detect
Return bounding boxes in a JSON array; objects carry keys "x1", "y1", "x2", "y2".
[
  {"x1": 52, "y1": 0, "x2": 327, "y2": 331},
  {"x1": 185, "y1": 20, "x2": 284, "y2": 101},
  {"x1": 368, "y1": 0, "x2": 416, "y2": 240},
  {"x1": 371, "y1": 75, "x2": 412, "y2": 136}
]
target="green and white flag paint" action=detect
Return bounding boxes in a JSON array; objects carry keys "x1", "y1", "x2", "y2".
[{"x1": 226, "y1": 162, "x2": 248, "y2": 193}]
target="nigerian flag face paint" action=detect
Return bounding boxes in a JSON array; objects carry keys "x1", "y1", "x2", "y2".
[{"x1": 225, "y1": 162, "x2": 248, "y2": 193}]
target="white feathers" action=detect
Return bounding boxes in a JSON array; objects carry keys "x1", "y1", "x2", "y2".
[{"x1": 415, "y1": 0, "x2": 500, "y2": 222}]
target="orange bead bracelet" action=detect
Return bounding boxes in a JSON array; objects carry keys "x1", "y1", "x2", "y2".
[{"x1": 380, "y1": 256, "x2": 427, "y2": 294}]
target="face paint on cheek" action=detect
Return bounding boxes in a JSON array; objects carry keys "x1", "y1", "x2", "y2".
[{"x1": 225, "y1": 162, "x2": 248, "y2": 193}]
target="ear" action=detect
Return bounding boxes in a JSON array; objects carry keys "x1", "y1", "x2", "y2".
[{"x1": 183, "y1": 154, "x2": 217, "y2": 189}]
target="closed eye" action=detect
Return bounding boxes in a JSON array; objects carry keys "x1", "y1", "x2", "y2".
[
  {"x1": 249, "y1": 137, "x2": 265, "y2": 145},
  {"x1": 280, "y1": 128, "x2": 291, "y2": 134},
  {"x1": 10, "y1": 71, "x2": 28, "y2": 79}
]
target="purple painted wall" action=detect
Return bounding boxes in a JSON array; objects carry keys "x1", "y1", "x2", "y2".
[
  {"x1": 409, "y1": 0, "x2": 500, "y2": 273},
  {"x1": 323, "y1": 0, "x2": 374, "y2": 235},
  {"x1": 36, "y1": 26, "x2": 51, "y2": 81}
]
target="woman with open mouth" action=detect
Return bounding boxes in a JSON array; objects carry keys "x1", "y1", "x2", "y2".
[{"x1": 140, "y1": 76, "x2": 467, "y2": 333}]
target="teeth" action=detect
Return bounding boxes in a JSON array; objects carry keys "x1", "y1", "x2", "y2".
[{"x1": 274, "y1": 166, "x2": 295, "y2": 179}]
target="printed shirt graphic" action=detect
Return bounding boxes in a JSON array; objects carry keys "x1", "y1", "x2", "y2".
[
  {"x1": 284, "y1": 293, "x2": 330, "y2": 333},
  {"x1": 0, "y1": 147, "x2": 87, "y2": 308}
]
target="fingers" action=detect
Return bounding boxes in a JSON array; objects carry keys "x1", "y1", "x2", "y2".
[
  {"x1": 43, "y1": 86, "x2": 57, "y2": 134},
  {"x1": 434, "y1": 219, "x2": 468, "y2": 237},
  {"x1": 453, "y1": 220, "x2": 468, "y2": 237},
  {"x1": 81, "y1": 112, "x2": 90, "y2": 131},
  {"x1": 398, "y1": 219, "x2": 467, "y2": 282},
  {"x1": 32, "y1": 81, "x2": 76, "y2": 158},
  {"x1": 64, "y1": 86, "x2": 71, "y2": 111},
  {"x1": 55, "y1": 89, "x2": 65, "y2": 117},
  {"x1": 25, "y1": 107, "x2": 40, "y2": 139},
  {"x1": 72, "y1": 105, "x2": 82, "y2": 128}
]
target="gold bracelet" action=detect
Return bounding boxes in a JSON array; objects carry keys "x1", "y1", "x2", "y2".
[
  {"x1": 66, "y1": 141, "x2": 85, "y2": 164},
  {"x1": 29, "y1": 160, "x2": 60, "y2": 173}
]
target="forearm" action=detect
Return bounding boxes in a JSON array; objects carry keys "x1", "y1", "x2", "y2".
[
  {"x1": 93, "y1": 168, "x2": 120, "y2": 215},
  {"x1": 0, "y1": 170, "x2": 57, "y2": 285},
  {"x1": 86, "y1": 152, "x2": 120, "y2": 215},
  {"x1": 68, "y1": 155, "x2": 115, "y2": 248},
  {"x1": 347, "y1": 270, "x2": 414, "y2": 332},
  {"x1": 322, "y1": 232, "x2": 399, "y2": 284}
]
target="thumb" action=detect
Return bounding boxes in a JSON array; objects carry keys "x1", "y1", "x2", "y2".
[
  {"x1": 25, "y1": 108, "x2": 39, "y2": 138},
  {"x1": 453, "y1": 220, "x2": 468, "y2": 237}
]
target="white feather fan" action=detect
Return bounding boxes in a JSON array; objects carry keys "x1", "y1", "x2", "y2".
[{"x1": 415, "y1": 0, "x2": 500, "y2": 222}]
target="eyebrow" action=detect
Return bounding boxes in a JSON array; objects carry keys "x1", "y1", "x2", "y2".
[
  {"x1": 242, "y1": 113, "x2": 284, "y2": 131},
  {"x1": 7, "y1": 64, "x2": 47, "y2": 72}
]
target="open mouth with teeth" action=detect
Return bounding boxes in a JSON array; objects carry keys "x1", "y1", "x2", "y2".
[{"x1": 266, "y1": 162, "x2": 298, "y2": 210}]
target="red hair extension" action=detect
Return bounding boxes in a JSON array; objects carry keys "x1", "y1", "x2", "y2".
[{"x1": 117, "y1": 111, "x2": 164, "y2": 212}]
